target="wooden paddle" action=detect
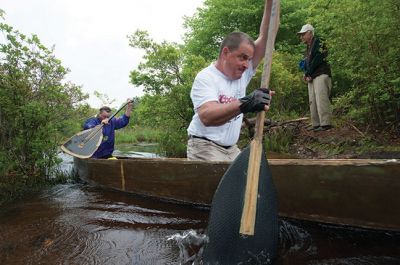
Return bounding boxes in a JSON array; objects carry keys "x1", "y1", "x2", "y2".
[
  {"x1": 60, "y1": 100, "x2": 132, "y2": 158},
  {"x1": 202, "y1": 0, "x2": 280, "y2": 263},
  {"x1": 240, "y1": 0, "x2": 281, "y2": 236}
]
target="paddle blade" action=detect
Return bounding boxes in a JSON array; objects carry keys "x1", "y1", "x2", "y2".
[
  {"x1": 60, "y1": 126, "x2": 103, "y2": 158},
  {"x1": 202, "y1": 146, "x2": 279, "y2": 264}
]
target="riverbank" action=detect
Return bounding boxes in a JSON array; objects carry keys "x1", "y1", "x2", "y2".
[
  {"x1": 284, "y1": 119, "x2": 400, "y2": 159},
  {"x1": 118, "y1": 123, "x2": 400, "y2": 159}
]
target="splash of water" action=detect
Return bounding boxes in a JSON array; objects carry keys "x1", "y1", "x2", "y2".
[
  {"x1": 279, "y1": 220, "x2": 316, "y2": 255},
  {"x1": 167, "y1": 230, "x2": 208, "y2": 265}
]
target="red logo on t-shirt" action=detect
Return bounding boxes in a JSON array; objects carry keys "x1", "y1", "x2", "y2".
[{"x1": 219, "y1": 95, "x2": 238, "y2": 104}]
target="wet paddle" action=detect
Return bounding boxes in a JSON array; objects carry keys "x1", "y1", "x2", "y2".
[
  {"x1": 202, "y1": 0, "x2": 280, "y2": 264},
  {"x1": 60, "y1": 100, "x2": 132, "y2": 158}
]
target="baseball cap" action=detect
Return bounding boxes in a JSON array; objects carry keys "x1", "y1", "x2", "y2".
[{"x1": 297, "y1": 24, "x2": 314, "y2": 34}]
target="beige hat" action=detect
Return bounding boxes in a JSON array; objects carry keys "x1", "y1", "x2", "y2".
[{"x1": 297, "y1": 24, "x2": 314, "y2": 34}]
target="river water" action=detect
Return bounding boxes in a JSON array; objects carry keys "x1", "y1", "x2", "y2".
[{"x1": 0, "y1": 147, "x2": 399, "y2": 265}]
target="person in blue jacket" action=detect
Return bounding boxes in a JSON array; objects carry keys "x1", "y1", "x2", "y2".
[{"x1": 83, "y1": 99, "x2": 133, "y2": 158}]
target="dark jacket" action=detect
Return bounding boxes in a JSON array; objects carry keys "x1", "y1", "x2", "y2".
[
  {"x1": 304, "y1": 37, "x2": 331, "y2": 79},
  {"x1": 83, "y1": 114, "x2": 130, "y2": 158}
]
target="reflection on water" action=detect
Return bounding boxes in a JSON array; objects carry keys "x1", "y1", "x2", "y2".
[
  {"x1": 115, "y1": 143, "x2": 162, "y2": 158},
  {"x1": 1, "y1": 183, "x2": 399, "y2": 265},
  {"x1": 0, "y1": 184, "x2": 208, "y2": 265},
  {"x1": 277, "y1": 219, "x2": 400, "y2": 265}
]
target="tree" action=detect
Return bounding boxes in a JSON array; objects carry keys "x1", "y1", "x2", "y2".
[
  {"x1": 93, "y1": 90, "x2": 116, "y2": 106},
  {"x1": 128, "y1": 30, "x2": 207, "y2": 156},
  {"x1": 0, "y1": 20, "x2": 88, "y2": 200},
  {"x1": 183, "y1": 0, "x2": 266, "y2": 61},
  {"x1": 310, "y1": 0, "x2": 400, "y2": 130}
]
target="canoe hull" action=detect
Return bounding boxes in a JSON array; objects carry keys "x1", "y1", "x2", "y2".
[{"x1": 74, "y1": 157, "x2": 400, "y2": 231}]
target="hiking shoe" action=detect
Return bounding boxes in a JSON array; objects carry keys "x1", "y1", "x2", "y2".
[
  {"x1": 314, "y1": 125, "x2": 333, "y2": 132},
  {"x1": 308, "y1": 126, "x2": 320, "y2": 131},
  {"x1": 321, "y1": 125, "x2": 333, "y2": 130}
]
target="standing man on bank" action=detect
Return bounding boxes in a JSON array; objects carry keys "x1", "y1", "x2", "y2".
[
  {"x1": 298, "y1": 24, "x2": 333, "y2": 132},
  {"x1": 187, "y1": 0, "x2": 273, "y2": 162}
]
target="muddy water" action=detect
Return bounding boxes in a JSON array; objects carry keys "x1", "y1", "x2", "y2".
[
  {"x1": 0, "y1": 184, "x2": 208, "y2": 264},
  {"x1": 0, "y1": 150, "x2": 399, "y2": 265},
  {"x1": 1, "y1": 183, "x2": 399, "y2": 265}
]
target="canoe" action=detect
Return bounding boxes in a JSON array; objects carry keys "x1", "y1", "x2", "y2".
[{"x1": 74, "y1": 156, "x2": 400, "y2": 232}]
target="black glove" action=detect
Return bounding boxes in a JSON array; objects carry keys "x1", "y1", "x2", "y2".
[{"x1": 239, "y1": 88, "x2": 271, "y2": 114}]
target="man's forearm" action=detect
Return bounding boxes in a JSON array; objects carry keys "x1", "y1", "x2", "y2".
[
  {"x1": 125, "y1": 105, "x2": 133, "y2": 117},
  {"x1": 198, "y1": 101, "x2": 242, "y2": 126},
  {"x1": 253, "y1": 0, "x2": 272, "y2": 68},
  {"x1": 259, "y1": 0, "x2": 271, "y2": 42}
]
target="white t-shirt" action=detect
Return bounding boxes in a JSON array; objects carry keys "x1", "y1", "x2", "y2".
[{"x1": 187, "y1": 62, "x2": 255, "y2": 146}]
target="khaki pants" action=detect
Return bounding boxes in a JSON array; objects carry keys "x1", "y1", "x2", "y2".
[
  {"x1": 187, "y1": 138, "x2": 241, "y2": 162},
  {"x1": 308, "y1": 74, "x2": 332, "y2": 127}
]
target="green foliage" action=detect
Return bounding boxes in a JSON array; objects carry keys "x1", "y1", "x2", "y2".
[
  {"x1": 277, "y1": 0, "x2": 313, "y2": 52},
  {"x1": 115, "y1": 126, "x2": 160, "y2": 144},
  {"x1": 128, "y1": 31, "x2": 207, "y2": 156},
  {"x1": 0, "y1": 21, "x2": 88, "y2": 201},
  {"x1": 268, "y1": 52, "x2": 308, "y2": 116},
  {"x1": 128, "y1": 30, "x2": 187, "y2": 95},
  {"x1": 309, "y1": 0, "x2": 400, "y2": 129},
  {"x1": 183, "y1": 0, "x2": 265, "y2": 60},
  {"x1": 264, "y1": 127, "x2": 295, "y2": 154}
]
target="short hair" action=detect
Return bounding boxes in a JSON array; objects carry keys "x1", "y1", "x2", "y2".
[
  {"x1": 219, "y1": 32, "x2": 255, "y2": 57},
  {"x1": 99, "y1": 106, "x2": 111, "y2": 113}
]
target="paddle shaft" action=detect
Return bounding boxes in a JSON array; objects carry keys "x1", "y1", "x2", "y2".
[
  {"x1": 108, "y1": 99, "x2": 133, "y2": 120},
  {"x1": 240, "y1": 0, "x2": 280, "y2": 235}
]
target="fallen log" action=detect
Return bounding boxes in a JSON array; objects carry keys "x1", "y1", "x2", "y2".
[{"x1": 242, "y1": 117, "x2": 309, "y2": 130}]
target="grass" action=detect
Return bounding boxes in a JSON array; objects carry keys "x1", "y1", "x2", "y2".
[
  {"x1": 264, "y1": 127, "x2": 296, "y2": 154},
  {"x1": 115, "y1": 126, "x2": 160, "y2": 144}
]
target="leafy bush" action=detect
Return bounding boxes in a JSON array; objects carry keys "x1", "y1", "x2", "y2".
[
  {"x1": 0, "y1": 21, "x2": 88, "y2": 202},
  {"x1": 310, "y1": 0, "x2": 400, "y2": 130},
  {"x1": 128, "y1": 31, "x2": 207, "y2": 156}
]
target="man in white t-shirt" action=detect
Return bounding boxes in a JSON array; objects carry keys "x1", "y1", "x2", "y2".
[{"x1": 187, "y1": 0, "x2": 273, "y2": 162}]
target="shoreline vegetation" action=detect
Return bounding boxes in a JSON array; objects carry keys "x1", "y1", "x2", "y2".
[
  {"x1": 115, "y1": 126, "x2": 160, "y2": 146},
  {"x1": 121, "y1": 124, "x2": 400, "y2": 160}
]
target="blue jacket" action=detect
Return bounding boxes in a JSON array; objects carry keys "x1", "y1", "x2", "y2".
[{"x1": 83, "y1": 114, "x2": 130, "y2": 158}]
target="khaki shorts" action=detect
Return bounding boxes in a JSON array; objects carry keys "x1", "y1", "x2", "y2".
[{"x1": 187, "y1": 137, "x2": 241, "y2": 162}]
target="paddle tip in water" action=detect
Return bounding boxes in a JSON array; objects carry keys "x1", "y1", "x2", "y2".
[{"x1": 202, "y1": 146, "x2": 279, "y2": 264}]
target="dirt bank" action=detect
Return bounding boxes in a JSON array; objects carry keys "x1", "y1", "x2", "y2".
[{"x1": 287, "y1": 120, "x2": 400, "y2": 159}]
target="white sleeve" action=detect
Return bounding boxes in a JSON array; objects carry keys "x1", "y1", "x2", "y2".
[{"x1": 190, "y1": 75, "x2": 218, "y2": 109}]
